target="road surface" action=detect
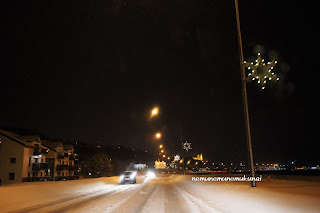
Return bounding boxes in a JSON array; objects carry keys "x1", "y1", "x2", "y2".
[{"x1": 1, "y1": 174, "x2": 320, "y2": 213}]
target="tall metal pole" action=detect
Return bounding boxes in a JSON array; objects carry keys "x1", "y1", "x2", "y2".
[
  {"x1": 235, "y1": 0, "x2": 256, "y2": 187},
  {"x1": 180, "y1": 122, "x2": 185, "y2": 175}
]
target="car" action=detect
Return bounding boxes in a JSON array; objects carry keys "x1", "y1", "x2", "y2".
[{"x1": 119, "y1": 171, "x2": 137, "y2": 184}]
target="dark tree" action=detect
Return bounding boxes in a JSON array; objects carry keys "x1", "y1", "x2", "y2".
[{"x1": 84, "y1": 153, "x2": 113, "y2": 177}]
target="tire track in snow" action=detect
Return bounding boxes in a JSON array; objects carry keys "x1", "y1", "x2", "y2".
[
  {"x1": 140, "y1": 184, "x2": 164, "y2": 213},
  {"x1": 10, "y1": 185, "x2": 134, "y2": 213},
  {"x1": 106, "y1": 181, "x2": 157, "y2": 213},
  {"x1": 47, "y1": 185, "x2": 133, "y2": 213},
  {"x1": 174, "y1": 185, "x2": 225, "y2": 213}
]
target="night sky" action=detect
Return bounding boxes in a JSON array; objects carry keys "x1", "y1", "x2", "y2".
[{"x1": 2, "y1": 1, "x2": 318, "y2": 164}]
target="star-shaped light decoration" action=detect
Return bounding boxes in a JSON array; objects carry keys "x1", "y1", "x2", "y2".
[
  {"x1": 244, "y1": 53, "x2": 279, "y2": 89},
  {"x1": 182, "y1": 141, "x2": 192, "y2": 152}
]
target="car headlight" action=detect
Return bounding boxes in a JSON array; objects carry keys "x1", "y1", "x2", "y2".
[
  {"x1": 147, "y1": 171, "x2": 155, "y2": 179},
  {"x1": 130, "y1": 172, "x2": 136, "y2": 179},
  {"x1": 120, "y1": 175, "x2": 124, "y2": 180}
]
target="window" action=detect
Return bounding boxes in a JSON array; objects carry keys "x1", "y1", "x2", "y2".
[
  {"x1": 40, "y1": 172, "x2": 43, "y2": 177},
  {"x1": 29, "y1": 157, "x2": 31, "y2": 166},
  {"x1": 41, "y1": 158, "x2": 43, "y2": 163},
  {"x1": 9, "y1": 173, "x2": 15, "y2": 180},
  {"x1": 10, "y1": 158, "x2": 16, "y2": 164}
]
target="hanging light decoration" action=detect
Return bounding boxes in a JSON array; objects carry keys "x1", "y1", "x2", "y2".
[{"x1": 244, "y1": 53, "x2": 279, "y2": 89}]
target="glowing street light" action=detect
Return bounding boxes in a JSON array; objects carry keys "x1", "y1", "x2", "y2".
[
  {"x1": 155, "y1": 132, "x2": 161, "y2": 139},
  {"x1": 159, "y1": 144, "x2": 163, "y2": 149},
  {"x1": 150, "y1": 107, "x2": 159, "y2": 118},
  {"x1": 163, "y1": 154, "x2": 166, "y2": 158},
  {"x1": 161, "y1": 150, "x2": 164, "y2": 153}
]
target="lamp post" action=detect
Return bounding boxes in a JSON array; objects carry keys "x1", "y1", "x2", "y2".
[
  {"x1": 150, "y1": 106, "x2": 159, "y2": 119},
  {"x1": 235, "y1": 0, "x2": 256, "y2": 187},
  {"x1": 155, "y1": 132, "x2": 161, "y2": 139}
]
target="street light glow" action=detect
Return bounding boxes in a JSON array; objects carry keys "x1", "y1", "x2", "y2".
[
  {"x1": 150, "y1": 107, "x2": 159, "y2": 118},
  {"x1": 155, "y1": 132, "x2": 161, "y2": 139},
  {"x1": 159, "y1": 144, "x2": 163, "y2": 149}
]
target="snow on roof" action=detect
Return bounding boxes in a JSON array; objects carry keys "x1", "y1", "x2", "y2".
[
  {"x1": 63, "y1": 144, "x2": 74, "y2": 150},
  {"x1": 42, "y1": 140, "x2": 62, "y2": 147},
  {"x1": 0, "y1": 129, "x2": 33, "y2": 147},
  {"x1": 16, "y1": 135, "x2": 41, "y2": 142}
]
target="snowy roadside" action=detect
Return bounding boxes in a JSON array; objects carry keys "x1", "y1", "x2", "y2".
[
  {"x1": 180, "y1": 175, "x2": 320, "y2": 213},
  {"x1": 1, "y1": 174, "x2": 320, "y2": 213},
  {"x1": 0, "y1": 176, "x2": 141, "y2": 213}
]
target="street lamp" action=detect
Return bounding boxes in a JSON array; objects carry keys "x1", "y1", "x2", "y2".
[
  {"x1": 159, "y1": 144, "x2": 163, "y2": 149},
  {"x1": 150, "y1": 106, "x2": 159, "y2": 118},
  {"x1": 155, "y1": 132, "x2": 161, "y2": 139},
  {"x1": 235, "y1": 0, "x2": 256, "y2": 187}
]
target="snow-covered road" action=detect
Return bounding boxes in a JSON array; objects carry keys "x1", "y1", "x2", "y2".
[{"x1": 1, "y1": 174, "x2": 319, "y2": 213}]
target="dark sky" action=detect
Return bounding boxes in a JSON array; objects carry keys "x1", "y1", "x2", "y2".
[{"x1": 2, "y1": 1, "x2": 318, "y2": 164}]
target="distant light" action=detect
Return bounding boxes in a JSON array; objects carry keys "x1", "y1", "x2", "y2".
[
  {"x1": 155, "y1": 132, "x2": 161, "y2": 139},
  {"x1": 174, "y1": 155, "x2": 180, "y2": 161},
  {"x1": 150, "y1": 107, "x2": 159, "y2": 118}
]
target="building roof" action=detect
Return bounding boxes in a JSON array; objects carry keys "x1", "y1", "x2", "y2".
[
  {"x1": 0, "y1": 129, "x2": 34, "y2": 148},
  {"x1": 16, "y1": 135, "x2": 41, "y2": 143},
  {"x1": 42, "y1": 140, "x2": 63, "y2": 149},
  {"x1": 63, "y1": 144, "x2": 74, "y2": 150}
]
